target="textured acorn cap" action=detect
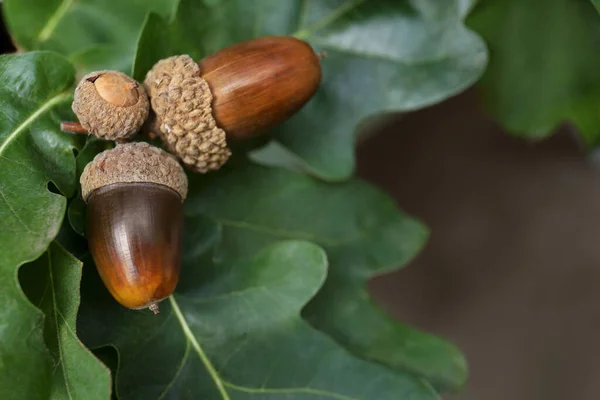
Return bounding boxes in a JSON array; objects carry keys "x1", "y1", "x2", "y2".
[
  {"x1": 144, "y1": 55, "x2": 230, "y2": 173},
  {"x1": 80, "y1": 142, "x2": 188, "y2": 201},
  {"x1": 73, "y1": 71, "x2": 150, "y2": 140}
]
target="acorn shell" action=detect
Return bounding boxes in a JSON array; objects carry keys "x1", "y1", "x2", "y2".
[
  {"x1": 144, "y1": 56, "x2": 231, "y2": 173},
  {"x1": 80, "y1": 142, "x2": 188, "y2": 202},
  {"x1": 72, "y1": 71, "x2": 150, "y2": 140},
  {"x1": 86, "y1": 182, "x2": 182, "y2": 310},
  {"x1": 80, "y1": 142, "x2": 188, "y2": 312}
]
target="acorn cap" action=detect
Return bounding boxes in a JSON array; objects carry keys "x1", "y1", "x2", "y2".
[
  {"x1": 80, "y1": 142, "x2": 188, "y2": 202},
  {"x1": 73, "y1": 71, "x2": 150, "y2": 140},
  {"x1": 144, "y1": 55, "x2": 231, "y2": 173}
]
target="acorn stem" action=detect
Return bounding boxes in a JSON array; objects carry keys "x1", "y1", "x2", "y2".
[
  {"x1": 149, "y1": 303, "x2": 160, "y2": 315},
  {"x1": 61, "y1": 121, "x2": 89, "y2": 134}
]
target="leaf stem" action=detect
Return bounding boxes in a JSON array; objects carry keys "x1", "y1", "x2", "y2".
[
  {"x1": 60, "y1": 121, "x2": 88, "y2": 134},
  {"x1": 169, "y1": 296, "x2": 231, "y2": 400}
]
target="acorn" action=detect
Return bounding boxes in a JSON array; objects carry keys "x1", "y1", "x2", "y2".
[
  {"x1": 71, "y1": 70, "x2": 149, "y2": 140},
  {"x1": 80, "y1": 142, "x2": 187, "y2": 313},
  {"x1": 144, "y1": 36, "x2": 322, "y2": 172}
]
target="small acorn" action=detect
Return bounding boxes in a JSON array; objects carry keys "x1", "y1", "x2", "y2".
[
  {"x1": 80, "y1": 142, "x2": 187, "y2": 313},
  {"x1": 72, "y1": 70, "x2": 150, "y2": 140},
  {"x1": 144, "y1": 36, "x2": 322, "y2": 172}
]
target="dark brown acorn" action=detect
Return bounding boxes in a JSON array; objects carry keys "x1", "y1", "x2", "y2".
[
  {"x1": 144, "y1": 36, "x2": 322, "y2": 173},
  {"x1": 80, "y1": 142, "x2": 188, "y2": 313}
]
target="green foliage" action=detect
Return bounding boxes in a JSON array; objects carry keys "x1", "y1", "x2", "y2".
[
  {"x1": 184, "y1": 163, "x2": 466, "y2": 392},
  {"x1": 0, "y1": 1, "x2": 494, "y2": 399},
  {"x1": 0, "y1": 52, "x2": 77, "y2": 400},
  {"x1": 20, "y1": 242, "x2": 112, "y2": 400},
  {"x1": 3, "y1": 0, "x2": 176, "y2": 73},
  {"x1": 79, "y1": 237, "x2": 440, "y2": 399},
  {"x1": 469, "y1": 0, "x2": 600, "y2": 143}
]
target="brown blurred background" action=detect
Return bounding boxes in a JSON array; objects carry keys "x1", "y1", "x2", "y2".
[{"x1": 361, "y1": 90, "x2": 600, "y2": 400}]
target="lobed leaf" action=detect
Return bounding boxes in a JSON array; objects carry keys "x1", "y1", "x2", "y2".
[
  {"x1": 19, "y1": 242, "x2": 111, "y2": 400},
  {"x1": 469, "y1": 0, "x2": 600, "y2": 143},
  {"x1": 182, "y1": 163, "x2": 467, "y2": 392},
  {"x1": 79, "y1": 234, "x2": 440, "y2": 400},
  {"x1": 0, "y1": 52, "x2": 79, "y2": 400}
]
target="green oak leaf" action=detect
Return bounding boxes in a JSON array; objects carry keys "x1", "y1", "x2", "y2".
[
  {"x1": 67, "y1": 137, "x2": 113, "y2": 238},
  {"x1": 182, "y1": 163, "x2": 466, "y2": 392},
  {"x1": 594, "y1": 0, "x2": 600, "y2": 13},
  {"x1": 468, "y1": 0, "x2": 600, "y2": 143},
  {"x1": 79, "y1": 232, "x2": 440, "y2": 400},
  {"x1": 0, "y1": 52, "x2": 78, "y2": 400},
  {"x1": 3, "y1": 0, "x2": 176, "y2": 73},
  {"x1": 133, "y1": 0, "x2": 487, "y2": 180},
  {"x1": 19, "y1": 242, "x2": 111, "y2": 400}
]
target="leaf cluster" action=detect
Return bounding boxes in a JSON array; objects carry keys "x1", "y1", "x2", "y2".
[{"x1": 0, "y1": 1, "x2": 498, "y2": 399}]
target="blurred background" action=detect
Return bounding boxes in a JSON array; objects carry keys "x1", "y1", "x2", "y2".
[
  {"x1": 3, "y1": 2, "x2": 600, "y2": 400},
  {"x1": 360, "y1": 93, "x2": 600, "y2": 400}
]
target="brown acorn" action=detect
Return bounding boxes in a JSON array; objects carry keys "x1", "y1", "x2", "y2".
[
  {"x1": 144, "y1": 36, "x2": 322, "y2": 172},
  {"x1": 80, "y1": 142, "x2": 188, "y2": 313}
]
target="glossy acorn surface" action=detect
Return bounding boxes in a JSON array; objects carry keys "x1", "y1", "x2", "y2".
[
  {"x1": 86, "y1": 182, "x2": 182, "y2": 311},
  {"x1": 198, "y1": 36, "x2": 322, "y2": 139}
]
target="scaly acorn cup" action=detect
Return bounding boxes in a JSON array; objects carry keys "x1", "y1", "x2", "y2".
[
  {"x1": 80, "y1": 142, "x2": 188, "y2": 313},
  {"x1": 144, "y1": 36, "x2": 322, "y2": 173},
  {"x1": 71, "y1": 70, "x2": 150, "y2": 140}
]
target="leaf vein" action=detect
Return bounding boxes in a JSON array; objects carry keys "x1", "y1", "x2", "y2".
[
  {"x1": 56, "y1": 309, "x2": 78, "y2": 341},
  {"x1": 217, "y1": 336, "x2": 250, "y2": 377},
  {"x1": 309, "y1": 38, "x2": 483, "y2": 64},
  {"x1": 0, "y1": 154, "x2": 37, "y2": 173},
  {"x1": 0, "y1": 188, "x2": 33, "y2": 233},
  {"x1": 293, "y1": 0, "x2": 367, "y2": 39},
  {"x1": 157, "y1": 340, "x2": 191, "y2": 400},
  {"x1": 169, "y1": 296, "x2": 231, "y2": 400},
  {"x1": 37, "y1": 0, "x2": 75, "y2": 42},
  {"x1": 48, "y1": 247, "x2": 74, "y2": 400},
  {"x1": 297, "y1": 0, "x2": 310, "y2": 31},
  {"x1": 222, "y1": 380, "x2": 361, "y2": 400},
  {"x1": 0, "y1": 91, "x2": 70, "y2": 156}
]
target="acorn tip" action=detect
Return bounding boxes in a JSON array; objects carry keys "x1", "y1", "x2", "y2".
[{"x1": 149, "y1": 303, "x2": 160, "y2": 315}]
